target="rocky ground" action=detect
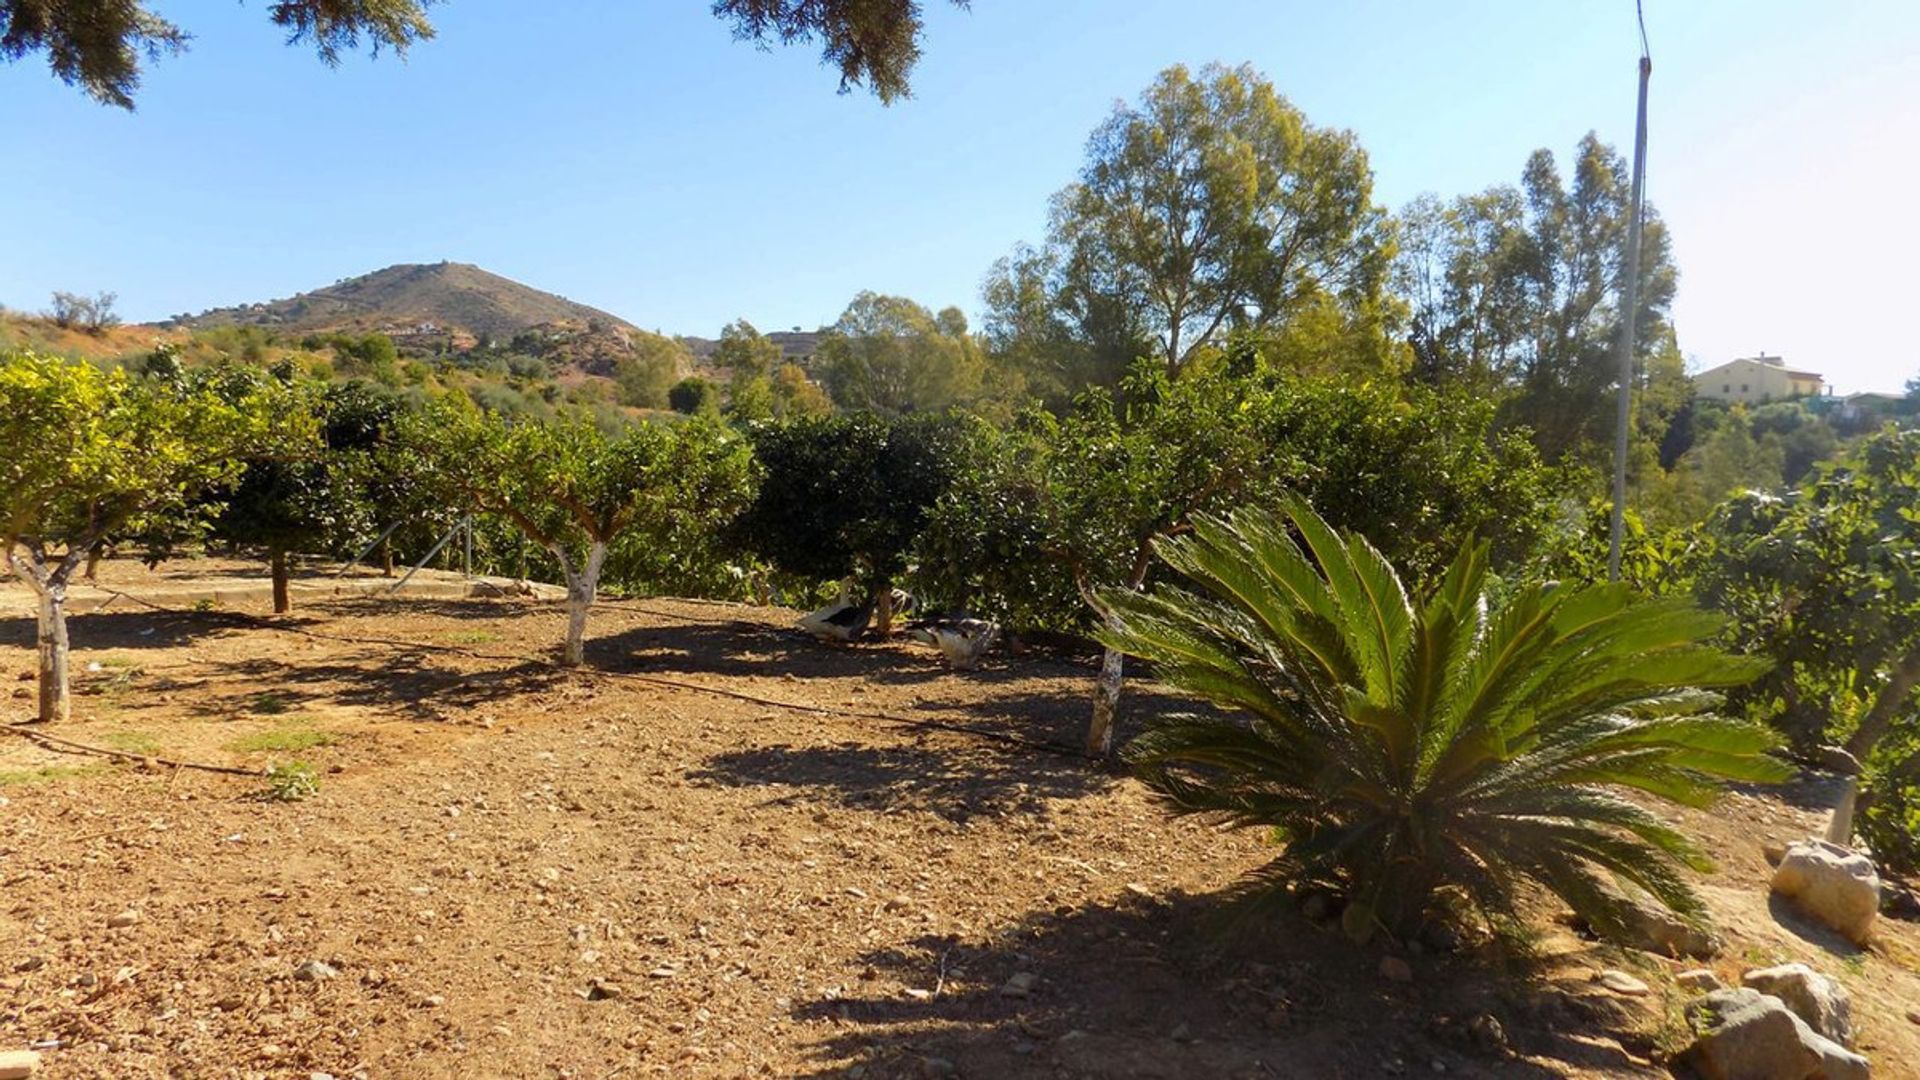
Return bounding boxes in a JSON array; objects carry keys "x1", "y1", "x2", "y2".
[{"x1": 2, "y1": 559, "x2": 1918, "y2": 1079}]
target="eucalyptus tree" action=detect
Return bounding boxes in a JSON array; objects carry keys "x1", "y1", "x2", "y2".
[
  {"x1": 1, "y1": 350, "x2": 284, "y2": 722},
  {"x1": 983, "y1": 62, "x2": 1394, "y2": 392}
]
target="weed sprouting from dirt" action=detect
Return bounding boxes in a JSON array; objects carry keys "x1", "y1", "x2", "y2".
[
  {"x1": 262, "y1": 760, "x2": 320, "y2": 802},
  {"x1": 250, "y1": 692, "x2": 293, "y2": 715},
  {"x1": 102, "y1": 730, "x2": 163, "y2": 755},
  {"x1": 0, "y1": 764, "x2": 101, "y2": 786}
]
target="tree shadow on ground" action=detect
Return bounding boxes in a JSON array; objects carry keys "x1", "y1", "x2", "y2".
[
  {"x1": 687, "y1": 741, "x2": 1119, "y2": 823},
  {"x1": 588, "y1": 620, "x2": 955, "y2": 684},
  {"x1": 195, "y1": 654, "x2": 567, "y2": 721},
  {"x1": 303, "y1": 596, "x2": 551, "y2": 623},
  {"x1": 1735, "y1": 770, "x2": 1850, "y2": 815},
  {"x1": 0, "y1": 610, "x2": 251, "y2": 652},
  {"x1": 785, "y1": 891, "x2": 1661, "y2": 1079}
]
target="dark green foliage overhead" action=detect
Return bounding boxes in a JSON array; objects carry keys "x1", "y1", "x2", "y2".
[
  {"x1": 734, "y1": 412, "x2": 958, "y2": 593},
  {"x1": 0, "y1": 0, "x2": 432, "y2": 108},
  {"x1": 1101, "y1": 502, "x2": 1786, "y2": 939},
  {"x1": 713, "y1": 0, "x2": 968, "y2": 103}
]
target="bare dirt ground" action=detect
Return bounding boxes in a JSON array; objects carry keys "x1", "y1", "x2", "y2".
[{"x1": 3, "y1": 559, "x2": 1918, "y2": 1079}]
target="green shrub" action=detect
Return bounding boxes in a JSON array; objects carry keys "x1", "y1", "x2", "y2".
[
  {"x1": 262, "y1": 760, "x2": 320, "y2": 802},
  {"x1": 668, "y1": 376, "x2": 719, "y2": 415},
  {"x1": 1101, "y1": 501, "x2": 1788, "y2": 940}
]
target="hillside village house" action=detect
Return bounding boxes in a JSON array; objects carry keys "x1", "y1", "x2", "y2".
[{"x1": 1691, "y1": 354, "x2": 1826, "y2": 404}]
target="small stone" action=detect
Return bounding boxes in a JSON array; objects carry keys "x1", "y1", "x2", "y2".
[
  {"x1": 884, "y1": 895, "x2": 914, "y2": 912},
  {"x1": 1907, "y1": 1007, "x2": 1920, "y2": 1026},
  {"x1": 310, "y1": 1073, "x2": 337, "y2": 1080},
  {"x1": 844, "y1": 886, "x2": 868, "y2": 899},
  {"x1": 106, "y1": 910, "x2": 140, "y2": 929},
  {"x1": 12, "y1": 958, "x2": 43, "y2": 974},
  {"x1": 1762, "y1": 839, "x2": 1788, "y2": 866},
  {"x1": 903, "y1": 988, "x2": 933, "y2": 1001},
  {"x1": 0, "y1": 1050, "x2": 40, "y2": 1080},
  {"x1": 999, "y1": 971, "x2": 1038, "y2": 999},
  {"x1": 586, "y1": 981, "x2": 623, "y2": 1001},
  {"x1": 920, "y1": 1056, "x2": 956, "y2": 1077},
  {"x1": 292, "y1": 960, "x2": 338, "y2": 982},
  {"x1": 1379, "y1": 956, "x2": 1414, "y2": 983},
  {"x1": 420, "y1": 994, "x2": 445, "y2": 1009},
  {"x1": 1676, "y1": 969, "x2": 1723, "y2": 992},
  {"x1": 1169, "y1": 1022, "x2": 1193, "y2": 1042},
  {"x1": 1124, "y1": 883, "x2": 1154, "y2": 899},
  {"x1": 1594, "y1": 969, "x2": 1649, "y2": 996},
  {"x1": 647, "y1": 966, "x2": 678, "y2": 979}
]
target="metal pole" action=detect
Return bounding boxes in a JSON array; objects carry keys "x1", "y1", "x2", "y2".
[
  {"x1": 333, "y1": 520, "x2": 404, "y2": 578},
  {"x1": 1608, "y1": 51, "x2": 1652, "y2": 583},
  {"x1": 389, "y1": 519, "x2": 464, "y2": 594}
]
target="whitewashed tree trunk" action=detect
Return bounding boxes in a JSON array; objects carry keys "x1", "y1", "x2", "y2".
[
  {"x1": 10, "y1": 548, "x2": 77, "y2": 724},
  {"x1": 1086, "y1": 640, "x2": 1125, "y2": 757},
  {"x1": 1084, "y1": 545, "x2": 1155, "y2": 758},
  {"x1": 873, "y1": 583, "x2": 895, "y2": 640},
  {"x1": 557, "y1": 540, "x2": 607, "y2": 667}
]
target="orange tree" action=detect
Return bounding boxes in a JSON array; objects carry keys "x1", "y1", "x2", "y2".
[{"x1": 1, "y1": 350, "x2": 285, "y2": 721}]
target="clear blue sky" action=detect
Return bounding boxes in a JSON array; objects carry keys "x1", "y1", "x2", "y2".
[{"x1": 4, "y1": 1, "x2": 1915, "y2": 392}]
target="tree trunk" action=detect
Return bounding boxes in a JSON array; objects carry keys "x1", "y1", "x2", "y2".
[
  {"x1": 873, "y1": 582, "x2": 895, "y2": 640},
  {"x1": 12, "y1": 550, "x2": 77, "y2": 724},
  {"x1": 1087, "y1": 642, "x2": 1125, "y2": 757},
  {"x1": 1084, "y1": 543, "x2": 1156, "y2": 757},
  {"x1": 35, "y1": 580, "x2": 71, "y2": 724},
  {"x1": 558, "y1": 541, "x2": 607, "y2": 668},
  {"x1": 84, "y1": 542, "x2": 103, "y2": 581},
  {"x1": 379, "y1": 536, "x2": 394, "y2": 578},
  {"x1": 1844, "y1": 647, "x2": 1920, "y2": 761},
  {"x1": 270, "y1": 548, "x2": 291, "y2": 614}
]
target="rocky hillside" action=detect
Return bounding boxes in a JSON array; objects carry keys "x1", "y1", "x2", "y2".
[{"x1": 168, "y1": 262, "x2": 637, "y2": 342}]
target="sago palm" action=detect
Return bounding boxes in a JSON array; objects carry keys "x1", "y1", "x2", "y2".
[{"x1": 1100, "y1": 501, "x2": 1789, "y2": 941}]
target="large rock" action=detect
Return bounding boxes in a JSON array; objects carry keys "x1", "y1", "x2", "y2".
[
  {"x1": 1617, "y1": 892, "x2": 1723, "y2": 958},
  {"x1": 1771, "y1": 839, "x2": 1879, "y2": 946},
  {"x1": 1682, "y1": 988, "x2": 1869, "y2": 1080},
  {"x1": 1742, "y1": 964, "x2": 1854, "y2": 1048}
]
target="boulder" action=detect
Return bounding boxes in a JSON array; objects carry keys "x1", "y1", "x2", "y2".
[
  {"x1": 1682, "y1": 988, "x2": 1869, "y2": 1080},
  {"x1": 1742, "y1": 964, "x2": 1854, "y2": 1048},
  {"x1": 1617, "y1": 893, "x2": 1723, "y2": 958},
  {"x1": 1771, "y1": 839, "x2": 1879, "y2": 946},
  {"x1": 0, "y1": 1050, "x2": 40, "y2": 1080}
]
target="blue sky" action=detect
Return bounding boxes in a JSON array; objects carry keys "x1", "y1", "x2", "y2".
[{"x1": 4, "y1": 1, "x2": 1916, "y2": 392}]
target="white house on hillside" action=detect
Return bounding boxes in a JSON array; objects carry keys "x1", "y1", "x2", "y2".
[{"x1": 1692, "y1": 354, "x2": 1825, "y2": 404}]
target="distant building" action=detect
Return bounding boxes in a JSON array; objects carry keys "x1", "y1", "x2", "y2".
[
  {"x1": 1838, "y1": 391, "x2": 1907, "y2": 424},
  {"x1": 1692, "y1": 354, "x2": 1825, "y2": 404}
]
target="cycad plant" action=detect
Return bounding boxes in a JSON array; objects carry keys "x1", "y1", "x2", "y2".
[{"x1": 1100, "y1": 501, "x2": 1789, "y2": 942}]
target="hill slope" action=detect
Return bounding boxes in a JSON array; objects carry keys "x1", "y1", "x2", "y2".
[{"x1": 171, "y1": 262, "x2": 637, "y2": 341}]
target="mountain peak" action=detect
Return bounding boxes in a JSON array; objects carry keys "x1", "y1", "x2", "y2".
[{"x1": 172, "y1": 263, "x2": 636, "y2": 341}]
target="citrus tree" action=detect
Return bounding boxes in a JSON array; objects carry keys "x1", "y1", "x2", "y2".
[
  {"x1": 402, "y1": 402, "x2": 753, "y2": 665},
  {"x1": 1695, "y1": 427, "x2": 1920, "y2": 759},
  {"x1": 1101, "y1": 501, "x2": 1786, "y2": 939},
  {"x1": 1, "y1": 350, "x2": 279, "y2": 721},
  {"x1": 732, "y1": 412, "x2": 960, "y2": 636}
]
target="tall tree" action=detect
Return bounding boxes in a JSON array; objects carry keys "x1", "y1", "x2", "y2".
[
  {"x1": 816, "y1": 292, "x2": 986, "y2": 415},
  {"x1": 4, "y1": 0, "x2": 964, "y2": 108},
  {"x1": 983, "y1": 63, "x2": 1394, "y2": 390},
  {"x1": 1395, "y1": 135, "x2": 1678, "y2": 463},
  {"x1": 1, "y1": 351, "x2": 281, "y2": 721}
]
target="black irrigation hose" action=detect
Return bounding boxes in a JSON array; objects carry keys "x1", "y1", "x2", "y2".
[
  {"x1": 78, "y1": 587, "x2": 1096, "y2": 762},
  {"x1": 1, "y1": 722, "x2": 260, "y2": 777}
]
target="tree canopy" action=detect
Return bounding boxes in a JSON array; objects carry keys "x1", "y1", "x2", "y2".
[
  {"x1": 984, "y1": 63, "x2": 1394, "y2": 391},
  {"x1": 3, "y1": 0, "x2": 963, "y2": 108}
]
